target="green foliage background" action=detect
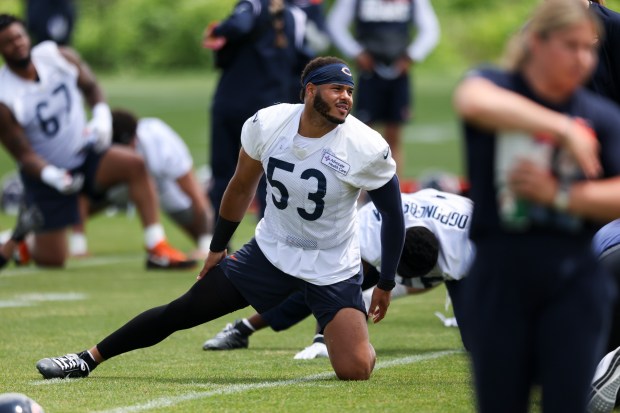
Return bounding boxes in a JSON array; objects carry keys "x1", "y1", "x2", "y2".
[{"x1": 5, "y1": 0, "x2": 619, "y2": 73}]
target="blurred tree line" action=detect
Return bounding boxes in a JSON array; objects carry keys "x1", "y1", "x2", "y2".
[{"x1": 3, "y1": 0, "x2": 619, "y2": 73}]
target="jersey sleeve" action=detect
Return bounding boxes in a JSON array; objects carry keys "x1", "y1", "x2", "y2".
[
  {"x1": 240, "y1": 111, "x2": 263, "y2": 161},
  {"x1": 348, "y1": 144, "x2": 396, "y2": 191}
]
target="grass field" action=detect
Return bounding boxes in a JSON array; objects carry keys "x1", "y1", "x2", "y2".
[{"x1": 0, "y1": 69, "x2": 484, "y2": 412}]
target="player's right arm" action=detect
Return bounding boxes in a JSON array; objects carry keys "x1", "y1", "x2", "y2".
[
  {"x1": 197, "y1": 148, "x2": 264, "y2": 280},
  {"x1": 220, "y1": 148, "x2": 264, "y2": 222},
  {"x1": 0, "y1": 103, "x2": 83, "y2": 194},
  {"x1": 0, "y1": 103, "x2": 46, "y2": 177}
]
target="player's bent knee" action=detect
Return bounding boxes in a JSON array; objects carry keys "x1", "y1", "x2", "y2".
[
  {"x1": 333, "y1": 352, "x2": 375, "y2": 380},
  {"x1": 331, "y1": 342, "x2": 376, "y2": 380}
]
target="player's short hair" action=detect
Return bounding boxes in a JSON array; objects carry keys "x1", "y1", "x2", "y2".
[
  {"x1": 299, "y1": 56, "x2": 349, "y2": 101},
  {"x1": 0, "y1": 14, "x2": 23, "y2": 33},
  {"x1": 111, "y1": 109, "x2": 138, "y2": 146},
  {"x1": 397, "y1": 226, "x2": 440, "y2": 278}
]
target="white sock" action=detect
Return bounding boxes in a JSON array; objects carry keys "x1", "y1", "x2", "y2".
[
  {"x1": 144, "y1": 224, "x2": 165, "y2": 249},
  {"x1": 198, "y1": 234, "x2": 213, "y2": 254},
  {"x1": 69, "y1": 233, "x2": 88, "y2": 256}
]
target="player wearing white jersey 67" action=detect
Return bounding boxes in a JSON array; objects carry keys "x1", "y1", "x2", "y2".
[{"x1": 0, "y1": 14, "x2": 193, "y2": 269}]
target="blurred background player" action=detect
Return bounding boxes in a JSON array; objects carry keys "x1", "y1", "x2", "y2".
[
  {"x1": 453, "y1": 0, "x2": 620, "y2": 411},
  {"x1": 0, "y1": 14, "x2": 193, "y2": 269},
  {"x1": 202, "y1": 187, "x2": 474, "y2": 358},
  {"x1": 25, "y1": 0, "x2": 76, "y2": 46},
  {"x1": 70, "y1": 109, "x2": 215, "y2": 260},
  {"x1": 326, "y1": 0, "x2": 439, "y2": 178},
  {"x1": 203, "y1": 0, "x2": 310, "y2": 222}
]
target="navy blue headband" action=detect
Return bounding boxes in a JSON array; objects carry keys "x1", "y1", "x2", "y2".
[{"x1": 302, "y1": 63, "x2": 354, "y2": 88}]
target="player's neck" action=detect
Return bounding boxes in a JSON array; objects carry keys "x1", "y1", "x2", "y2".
[
  {"x1": 298, "y1": 109, "x2": 339, "y2": 138},
  {"x1": 8, "y1": 62, "x2": 38, "y2": 81}
]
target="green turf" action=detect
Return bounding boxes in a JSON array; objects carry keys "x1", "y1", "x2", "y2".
[
  {"x1": 0, "y1": 226, "x2": 473, "y2": 412},
  {"x1": 0, "y1": 70, "x2": 484, "y2": 412}
]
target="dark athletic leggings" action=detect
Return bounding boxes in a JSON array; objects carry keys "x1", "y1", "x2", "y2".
[{"x1": 97, "y1": 267, "x2": 248, "y2": 360}]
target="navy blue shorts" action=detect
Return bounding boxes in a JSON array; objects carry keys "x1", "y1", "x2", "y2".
[
  {"x1": 21, "y1": 147, "x2": 106, "y2": 232},
  {"x1": 219, "y1": 238, "x2": 367, "y2": 331},
  {"x1": 355, "y1": 72, "x2": 411, "y2": 124}
]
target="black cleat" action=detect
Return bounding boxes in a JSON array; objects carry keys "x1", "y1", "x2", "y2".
[
  {"x1": 202, "y1": 321, "x2": 249, "y2": 350},
  {"x1": 36, "y1": 353, "x2": 90, "y2": 379}
]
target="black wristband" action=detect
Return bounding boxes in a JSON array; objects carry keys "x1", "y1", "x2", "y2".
[
  {"x1": 209, "y1": 217, "x2": 240, "y2": 252},
  {"x1": 376, "y1": 278, "x2": 396, "y2": 291}
]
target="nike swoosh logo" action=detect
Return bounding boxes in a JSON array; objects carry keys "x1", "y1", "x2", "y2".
[
  {"x1": 252, "y1": 113, "x2": 259, "y2": 123},
  {"x1": 383, "y1": 147, "x2": 390, "y2": 159}
]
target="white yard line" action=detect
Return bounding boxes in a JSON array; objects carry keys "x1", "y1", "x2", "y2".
[
  {"x1": 0, "y1": 255, "x2": 140, "y2": 278},
  {"x1": 83, "y1": 350, "x2": 460, "y2": 413}
]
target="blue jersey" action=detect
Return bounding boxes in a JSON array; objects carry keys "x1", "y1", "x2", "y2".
[
  {"x1": 463, "y1": 67, "x2": 620, "y2": 242},
  {"x1": 588, "y1": 3, "x2": 620, "y2": 106},
  {"x1": 354, "y1": 0, "x2": 414, "y2": 65},
  {"x1": 213, "y1": 0, "x2": 307, "y2": 112}
]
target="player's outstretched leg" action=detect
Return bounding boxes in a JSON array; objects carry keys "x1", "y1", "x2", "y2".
[{"x1": 588, "y1": 347, "x2": 620, "y2": 413}]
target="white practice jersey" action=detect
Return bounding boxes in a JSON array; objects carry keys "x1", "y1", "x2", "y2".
[
  {"x1": 242, "y1": 103, "x2": 396, "y2": 285},
  {"x1": 136, "y1": 118, "x2": 193, "y2": 213},
  {"x1": 0, "y1": 41, "x2": 87, "y2": 169},
  {"x1": 358, "y1": 189, "x2": 474, "y2": 287}
]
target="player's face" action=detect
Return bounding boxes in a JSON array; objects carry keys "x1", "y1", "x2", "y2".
[
  {"x1": 313, "y1": 83, "x2": 353, "y2": 124},
  {"x1": 0, "y1": 22, "x2": 31, "y2": 68},
  {"x1": 532, "y1": 20, "x2": 598, "y2": 94}
]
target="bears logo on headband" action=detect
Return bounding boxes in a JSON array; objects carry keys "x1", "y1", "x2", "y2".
[{"x1": 303, "y1": 63, "x2": 354, "y2": 88}]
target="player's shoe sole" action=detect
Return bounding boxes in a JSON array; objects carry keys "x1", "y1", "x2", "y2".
[{"x1": 588, "y1": 350, "x2": 620, "y2": 413}]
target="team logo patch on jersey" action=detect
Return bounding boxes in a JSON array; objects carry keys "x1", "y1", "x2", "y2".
[{"x1": 321, "y1": 151, "x2": 350, "y2": 175}]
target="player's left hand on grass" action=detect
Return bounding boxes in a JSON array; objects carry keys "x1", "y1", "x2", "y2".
[{"x1": 368, "y1": 287, "x2": 391, "y2": 323}]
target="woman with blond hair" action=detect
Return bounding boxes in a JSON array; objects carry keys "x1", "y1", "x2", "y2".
[{"x1": 453, "y1": 0, "x2": 620, "y2": 411}]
